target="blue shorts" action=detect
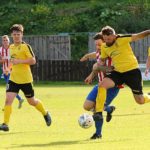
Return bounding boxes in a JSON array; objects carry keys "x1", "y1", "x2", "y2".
[{"x1": 86, "y1": 85, "x2": 119, "y2": 106}]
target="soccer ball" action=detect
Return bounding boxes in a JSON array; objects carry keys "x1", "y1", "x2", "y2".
[{"x1": 78, "y1": 113, "x2": 94, "y2": 129}]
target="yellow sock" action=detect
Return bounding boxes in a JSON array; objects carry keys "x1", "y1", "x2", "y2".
[
  {"x1": 35, "y1": 100, "x2": 47, "y2": 115},
  {"x1": 144, "y1": 94, "x2": 150, "y2": 103},
  {"x1": 96, "y1": 87, "x2": 107, "y2": 112},
  {"x1": 4, "y1": 105, "x2": 12, "y2": 125}
]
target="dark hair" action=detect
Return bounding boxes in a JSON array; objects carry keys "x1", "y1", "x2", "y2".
[
  {"x1": 101, "y1": 26, "x2": 116, "y2": 36},
  {"x1": 93, "y1": 32, "x2": 103, "y2": 40},
  {"x1": 10, "y1": 24, "x2": 24, "y2": 33}
]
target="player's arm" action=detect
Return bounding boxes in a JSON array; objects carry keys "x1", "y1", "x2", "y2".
[
  {"x1": 80, "y1": 52, "x2": 96, "y2": 62},
  {"x1": 86, "y1": 58, "x2": 113, "y2": 80},
  {"x1": 0, "y1": 50, "x2": 6, "y2": 63},
  {"x1": 11, "y1": 57, "x2": 36, "y2": 65},
  {"x1": 0, "y1": 55, "x2": 7, "y2": 63},
  {"x1": 93, "y1": 58, "x2": 114, "y2": 73},
  {"x1": 145, "y1": 56, "x2": 150, "y2": 76},
  {"x1": 131, "y1": 30, "x2": 150, "y2": 42},
  {"x1": 11, "y1": 44, "x2": 36, "y2": 65}
]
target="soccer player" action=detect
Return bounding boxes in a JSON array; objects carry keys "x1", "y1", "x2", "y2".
[
  {"x1": 0, "y1": 35, "x2": 24, "y2": 109},
  {"x1": 145, "y1": 47, "x2": 150, "y2": 77},
  {"x1": 0, "y1": 24, "x2": 51, "y2": 131},
  {"x1": 89, "y1": 26, "x2": 150, "y2": 121},
  {"x1": 80, "y1": 33, "x2": 121, "y2": 139}
]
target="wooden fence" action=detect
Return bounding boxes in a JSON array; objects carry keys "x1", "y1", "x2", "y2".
[
  {"x1": 31, "y1": 60, "x2": 95, "y2": 81},
  {"x1": 23, "y1": 35, "x2": 71, "y2": 60},
  {"x1": 9, "y1": 35, "x2": 150, "y2": 81}
]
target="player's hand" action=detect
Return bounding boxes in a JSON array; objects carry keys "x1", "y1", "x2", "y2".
[
  {"x1": 93, "y1": 63, "x2": 114, "y2": 73},
  {"x1": 11, "y1": 59, "x2": 21, "y2": 65},
  {"x1": 105, "y1": 66, "x2": 114, "y2": 73},
  {"x1": 145, "y1": 69, "x2": 149, "y2": 77},
  {"x1": 80, "y1": 55, "x2": 88, "y2": 62},
  {"x1": 84, "y1": 74, "x2": 93, "y2": 84}
]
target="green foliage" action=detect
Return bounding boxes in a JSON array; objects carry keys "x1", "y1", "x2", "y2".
[
  {"x1": 71, "y1": 34, "x2": 88, "y2": 60},
  {"x1": 0, "y1": 0, "x2": 149, "y2": 59}
]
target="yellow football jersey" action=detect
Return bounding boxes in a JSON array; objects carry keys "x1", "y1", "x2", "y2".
[
  {"x1": 148, "y1": 47, "x2": 150, "y2": 56},
  {"x1": 9, "y1": 43, "x2": 35, "y2": 84},
  {"x1": 101, "y1": 35, "x2": 139, "y2": 73}
]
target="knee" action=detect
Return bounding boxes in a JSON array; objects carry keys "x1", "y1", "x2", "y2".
[
  {"x1": 5, "y1": 96, "x2": 13, "y2": 105},
  {"x1": 5, "y1": 99, "x2": 11, "y2": 105},
  {"x1": 28, "y1": 101, "x2": 35, "y2": 106},
  {"x1": 83, "y1": 101, "x2": 95, "y2": 111},
  {"x1": 27, "y1": 98, "x2": 37, "y2": 106},
  {"x1": 135, "y1": 97, "x2": 145, "y2": 104},
  {"x1": 83, "y1": 103, "x2": 90, "y2": 111}
]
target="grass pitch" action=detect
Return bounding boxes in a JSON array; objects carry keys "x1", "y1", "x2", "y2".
[{"x1": 0, "y1": 82, "x2": 150, "y2": 150}]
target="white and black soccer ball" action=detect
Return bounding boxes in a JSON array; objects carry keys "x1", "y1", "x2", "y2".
[{"x1": 78, "y1": 113, "x2": 94, "y2": 129}]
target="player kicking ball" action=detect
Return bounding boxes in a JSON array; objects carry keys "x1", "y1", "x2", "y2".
[{"x1": 80, "y1": 33, "x2": 123, "y2": 139}]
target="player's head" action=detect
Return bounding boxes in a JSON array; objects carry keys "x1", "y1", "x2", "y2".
[
  {"x1": 101, "y1": 26, "x2": 116, "y2": 46},
  {"x1": 93, "y1": 32, "x2": 104, "y2": 50},
  {"x1": 10, "y1": 24, "x2": 24, "y2": 44},
  {"x1": 2, "y1": 35, "x2": 10, "y2": 47}
]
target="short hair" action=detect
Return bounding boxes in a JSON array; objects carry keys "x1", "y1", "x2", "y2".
[
  {"x1": 2, "y1": 35, "x2": 10, "y2": 42},
  {"x1": 101, "y1": 26, "x2": 116, "y2": 35},
  {"x1": 10, "y1": 24, "x2": 24, "y2": 33},
  {"x1": 93, "y1": 32, "x2": 103, "y2": 41}
]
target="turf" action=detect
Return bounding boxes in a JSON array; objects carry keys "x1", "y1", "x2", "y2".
[{"x1": 0, "y1": 83, "x2": 150, "y2": 150}]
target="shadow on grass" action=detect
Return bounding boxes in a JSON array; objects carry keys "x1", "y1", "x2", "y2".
[
  {"x1": 7, "y1": 139, "x2": 91, "y2": 149},
  {"x1": 0, "y1": 131, "x2": 38, "y2": 136},
  {"x1": 114, "y1": 112, "x2": 150, "y2": 117},
  {"x1": 6, "y1": 138, "x2": 132, "y2": 149}
]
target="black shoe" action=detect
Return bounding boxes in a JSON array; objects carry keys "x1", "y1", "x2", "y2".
[
  {"x1": 90, "y1": 133, "x2": 102, "y2": 140},
  {"x1": 44, "y1": 111, "x2": 52, "y2": 126},
  {"x1": 0, "y1": 123, "x2": 9, "y2": 131},
  {"x1": 106, "y1": 106, "x2": 115, "y2": 122},
  {"x1": 93, "y1": 112, "x2": 103, "y2": 121}
]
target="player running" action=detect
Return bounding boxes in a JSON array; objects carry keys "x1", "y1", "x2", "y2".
[{"x1": 0, "y1": 24, "x2": 52, "y2": 131}]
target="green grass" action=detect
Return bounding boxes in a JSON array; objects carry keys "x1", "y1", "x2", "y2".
[{"x1": 0, "y1": 83, "x2": 150, "y2": 150}]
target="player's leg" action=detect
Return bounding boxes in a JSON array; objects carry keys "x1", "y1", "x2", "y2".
[
  {"x1": 93, "y1": 77, "x2": 115, "y2": 121},
  {"x1": 0, "y1": 81, "x2": 18, "y2": 131},
  {"x1": 84, "y1": 85, "x2": 103, "y2": 139},
  {"x1": 124, "y1": 69, "x2": 150, "y2": 104},
  {"x1": 83, "y1": 85, "x2": 98, "y2": 111},
  {"x1": 104, "y1": 87, "x2": 120, "y2": 122},
  {"x1": 21, "y1": 83, "x2": 51, "y2": 126},
  {"x1": 5, "y1": 73, "x2": 24, "y2": 109},
  {"x1": 94, "y1": 71, "x2": 123, "y2": 121}
]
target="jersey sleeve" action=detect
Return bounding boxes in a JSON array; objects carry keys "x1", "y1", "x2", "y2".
[
  {"x1": 25, "y1": 44, "x2": 35, "y2": 58},
  {"x1": 118, "y1": 35, "x2": 132, "y2": 44}
]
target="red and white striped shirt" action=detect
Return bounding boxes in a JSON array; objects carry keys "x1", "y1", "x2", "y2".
[
  {"x1": 0, "y1": 46, "x2": 11, "y2": 74},
  {"x1": 96, "y1": 49, "x2": 112, "y2": 83}
]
